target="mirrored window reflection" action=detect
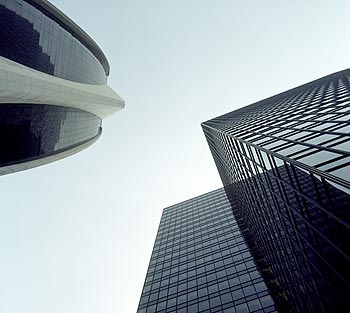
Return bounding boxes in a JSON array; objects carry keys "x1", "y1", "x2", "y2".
[
  {"x1": 330, "y1": 166, "x2": 350, "y2": 183},
  {"x1": 0, "y1": 103, "x2": 101, "y2": 166},
  {"x1": 0, "y1": 0, "x2": 107, "y2": 84}
]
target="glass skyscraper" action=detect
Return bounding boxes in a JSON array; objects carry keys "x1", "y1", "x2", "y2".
[
  {"x1": 137, "y1": 189, "x2": 276, "y2": 313},
  {"x1": 202, "y1": 69, "x2": 350, "y2": 312},
  {"x1": 139, "y1": 68, "x2": 350, "y2": 312}
]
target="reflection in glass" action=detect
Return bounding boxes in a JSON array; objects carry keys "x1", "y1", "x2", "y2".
[
  {"x1": 0, "y1": 103, "x2": 101, "y2": 167},
  {"x1": 0, "y1": 0, "x2": 106, "y2": 84}
]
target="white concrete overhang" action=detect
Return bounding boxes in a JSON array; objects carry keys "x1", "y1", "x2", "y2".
[{"x1": 0, "y1": 57, "x2": 125, "y2": 118}]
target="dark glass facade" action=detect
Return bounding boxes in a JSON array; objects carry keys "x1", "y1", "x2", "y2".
[
  {"x1": 0, "y1": 0, "x2": 107, "y2": 84},
  {"x1": 0, "y1": 104, "x2": 101, "y2": 167},
  {"x1": 138, "y1": 189, "x2": 276, "y2": 313},
  {"x1": 202, "y1": 69, "x2": 350, "y2": 312}
]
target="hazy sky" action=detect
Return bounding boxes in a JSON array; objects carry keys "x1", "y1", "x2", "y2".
[{"x1": 1, "y1": 1, "x2": 349, "y2": 312}]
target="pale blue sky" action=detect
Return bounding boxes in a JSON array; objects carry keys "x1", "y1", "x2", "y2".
[{"x1": 0, "y1": 1, "x2": 349, "y2": 312}]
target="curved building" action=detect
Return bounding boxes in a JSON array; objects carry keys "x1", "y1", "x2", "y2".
[{"x1": 0, "y1": 0, "x2": 124, "y2": 175}]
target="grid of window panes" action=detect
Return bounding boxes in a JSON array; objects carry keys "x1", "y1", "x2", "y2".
[
  {"x1": 202, "y1": 69, "x2": 350, "y2": 313},
  {"x1": 0, "y1": 103, "x2": 101, "y2": 166},
  {"x1": 0, "y1": 0, "x2": 107, "y2": 84},
  {"x1": 203, "y1": 69, "x2": 350, "y2": 184},
  {"x1": 137, "y1": 188, "x2": 276, "y2": 313}
]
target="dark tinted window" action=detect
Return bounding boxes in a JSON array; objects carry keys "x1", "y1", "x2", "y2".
[{"x1": 0, "y1": 0, "x2": 107, "y2": 84}]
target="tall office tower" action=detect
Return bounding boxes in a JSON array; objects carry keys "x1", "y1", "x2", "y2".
[
  {"x1": 137, "y1": 188, "x2": 277, "y2": 313},
  {"x1": 202, "y1": 69, "x2": 350, "y2": 312},
  {"x1": 0, "y1": 0, "x2": 124, "y2": 175}
]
